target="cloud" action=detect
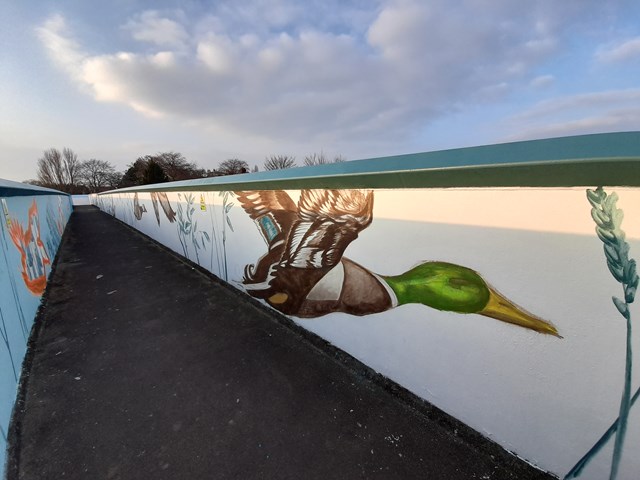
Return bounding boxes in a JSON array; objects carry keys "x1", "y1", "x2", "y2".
[
  {"x1": 596, "y1": 37, "x2": 640, "y2": 63},
  {"x1": 36, "y1": 2, "x2": 589, "y2": 147},
  {"x1": 35, "y1": 14, "x2": 86, "y2": 81},
  {"x1": 503, "y1": 88, "x2": 640, "y2": 140},
  {"x1": 530, "y1": 75, "x2": 554, "y2": 88},
  {"x1": 511, "y1": 89, "x2": 640, "y2": 121},
  {"x1": 197, "y1": 33, "x2": 235, "y2": 73},
  {"x1": 123, "y1": 10, "x2": 189, "y2": 49}
]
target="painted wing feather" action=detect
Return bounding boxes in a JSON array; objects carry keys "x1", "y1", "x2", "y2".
[
  {"x1": 235, "y1": 191, "x2": 298, "y2": 246},
  {"x1": 234, "y1": 190, "x2": 297, "y2": 218},
  {"x1": 281, "y1": 189, "x2": 373, "y2": 270}
]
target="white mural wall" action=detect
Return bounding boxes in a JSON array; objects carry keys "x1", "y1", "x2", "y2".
[
  {"x1": 0, "y1": 192, "x2": 72, "y2": 469},
  {"x1": 94, "y1": 187, "x2": 640, "y2": 479}
]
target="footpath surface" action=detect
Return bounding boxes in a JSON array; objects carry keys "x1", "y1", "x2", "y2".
[{"x1": 7, "y1": 206, "x2": 554, "y2": 479}]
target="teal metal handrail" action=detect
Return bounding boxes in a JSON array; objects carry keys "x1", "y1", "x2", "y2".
[{"x1": 100, "y1": 132, "x2": 640, "y2": 194}]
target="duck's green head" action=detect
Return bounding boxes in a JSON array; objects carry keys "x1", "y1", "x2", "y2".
[
  {"x1": 383, "y1": 262, "x2": 489, "y2": 313},
  {"x1": 382, "y1": 261, "x2": 559, "y2": 337}
]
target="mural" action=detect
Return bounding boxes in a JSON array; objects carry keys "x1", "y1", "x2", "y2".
[
  {"x1": 8, "y1": 200, "x2": 51, "y2": 296},
  {"x1": 94, "y1": 185, "x2": 640, "y2": 479},
  {"x1": 235, "y1": 189, "x2": 559, "y2": 336},
  {"x1": 0, "y1": 191, "x2": 72, "y2": 471},
  {"x1": 565, "y1": 187, "x2": 639, "y2": 480},
  {"x1": 0, "y1": 200, "x2": 29, "y2": 341},
  {"x1": 150, "y1": 191, "x2": 176, "y2": 225}
]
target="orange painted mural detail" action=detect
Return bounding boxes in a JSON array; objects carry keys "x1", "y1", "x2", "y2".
[{"x1": 8, "y1": 200, "x2": 50, "y2": 296}]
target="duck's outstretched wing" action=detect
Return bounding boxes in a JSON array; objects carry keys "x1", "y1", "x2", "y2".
[
  {"x1": 235, "y1": 189, "x2": 374, "y2": 314},
  {"x1": 234, "y1": 190, "x2": 297, "y2": 247},
  {"x1": 281, "y1": 189, "x2": 373, "y2": 270},
  {"x1": 234, "y1": 190, "x2": 298, "y2": 287},
  {"x1": 258, "y1": 189, "x2": 373, "y2": 314}
]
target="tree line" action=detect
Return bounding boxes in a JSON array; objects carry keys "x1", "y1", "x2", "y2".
[{"x1": 28, "y1": 147, "x2": 345, "y2": 194}]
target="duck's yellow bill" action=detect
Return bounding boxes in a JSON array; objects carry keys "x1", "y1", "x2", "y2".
[{"x1": 480, "y1": 287, "x2": 561, "y2": 338}]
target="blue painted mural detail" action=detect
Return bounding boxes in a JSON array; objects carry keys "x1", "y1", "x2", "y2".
[
  {"x1": 565, "y1": 187, "x2": 639, "y2": 479},
  {"x1": 259, "y1": 215, "x2": 279, "y2": 242}
]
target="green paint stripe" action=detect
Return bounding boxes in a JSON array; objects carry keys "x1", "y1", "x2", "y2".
[{"x1": 102, "y1": 132, "x2": 640, "y2": 195}]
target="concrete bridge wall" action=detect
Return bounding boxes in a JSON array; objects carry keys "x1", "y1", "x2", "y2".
[
  {"x1": 92, "y1": 132, "x2": 640, "y2": 479},
  {"x1": 0, "y1": 180, "x2": 72, "y2": 470}
]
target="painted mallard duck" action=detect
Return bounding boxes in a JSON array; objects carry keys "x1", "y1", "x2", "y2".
[{"x1": 235, "y1": 189, "x2": 559, "y2": 337}]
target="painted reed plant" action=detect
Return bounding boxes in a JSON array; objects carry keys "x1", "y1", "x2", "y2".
[
  {"x1": 565, "y1": 187, "x2": 639, "y2": 479},
  {"x1": 219, "y1": 191, "x2": 235, "y2": 281},
  {"x1": 176, "y1": 193, "x2": 210, "y2": 264},
  {"x1": 0, "y1": 308, "x2": 17, "y2": 382}
]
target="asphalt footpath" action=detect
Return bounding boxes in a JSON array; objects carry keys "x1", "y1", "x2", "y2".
[{"x1": 6, "y1": 206, "x2": 555, "y2": 480}]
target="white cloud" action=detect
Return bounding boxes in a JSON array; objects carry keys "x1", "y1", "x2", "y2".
[
  {"x1": 35, "y1": 14, "x2": 86, "y2": 81},
  {"x1": 512, "y1": 89, "x2": 640, "y2": 121},
  {"x1": 530, "y1": 75, "x2": 554, "y2": 88},
  {"x1": 596, "y1": 37, "x2": 640, "y2": 63},
  {"x1": 213, "y1": 0, "x2": 302, "y2": 30},
  {"x1": 123, "y1": 11, "x2": 188, "y2": 49},
  {"x1": 503, "y1": 89, "x2": 640, "y2": 140},
  {"x1": 35, "y1": 2, "x2": 595, "y2": 147},
  {"x1": 197, "y1": 34, "x2": 235, "y2": 74}
]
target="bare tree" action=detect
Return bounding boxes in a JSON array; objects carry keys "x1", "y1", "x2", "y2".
[
  {"x1": 106, "y1": 171, "x2": 123, "y2": 189},
  {"x1": 264, "y1": 155, "x2": 296, "y2": 170},
  {"x1": 218, "y1": 158, "x2": 249, "y2": 175},
  {"x1": 36, "y1": 147, "x2": 83, "y2": 192},
  {"x1": 37, "y1": 148, "x2": 64, "y2": 188},
  {"x1": 63, "y1": 147, "x2": 81, "y2": 187},
  {"x1": 303, "y1": 152, "x2": 329, "y2": 166},
  {"x1": 251, "y1": 165, "x2": 259, "y2": 173},
  {"x1": 303, "y1": 152, "x2": 346, "y2": 166},
  {"x1": 78, "y1": 159, "x2": 118, "y2": 193}
]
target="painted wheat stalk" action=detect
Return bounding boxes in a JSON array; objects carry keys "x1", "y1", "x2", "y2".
[
  {"x1": 219, "y1": 191, "x2": 235, "y2": 281},
  {"x1": 566, "y1": 187, "x2": 639, "y2": 479}
]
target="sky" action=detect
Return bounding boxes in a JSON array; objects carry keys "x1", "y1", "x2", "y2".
[{"x1": 1, "y1": 0, "x2": 640, "y2": 182}]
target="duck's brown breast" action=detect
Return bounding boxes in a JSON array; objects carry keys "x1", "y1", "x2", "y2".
[{"x1": 297, "y1": 258, "x2": 393, "y2": 317}]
